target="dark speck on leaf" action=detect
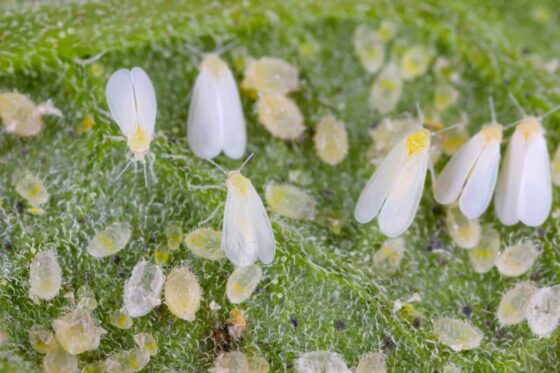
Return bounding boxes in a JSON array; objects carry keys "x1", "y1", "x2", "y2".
[
  {"x1": 84, "y1": 272, "x2": 90, "y2": 281},
  {"x1": 77, "y1": 217, "x2": 85, "y2": 225},
  {"x1": 112, "y1": 255, "x2": 121, "y2": 265},
  {"x1": 20, "y1": 148, "x2": 29, "y2": 157},
  {"x1": 323, "y1": 188, "x2": 333, "y2": 198},
  {"x1": 369, "y1": 121, "x2": 380, "y2": 129},
  {"x1": 462, "y1": 305, "x2": 472, "y2": 317},
  {"x1": 431, "y1": 204, "x2": 444, "y2": 217},
  {"x1": 4, "y1": 241, "x2": 12, "y2": 251},
  {"x1": 413, "y1": 317, "x2": 421, "y2": 328},
  {"x1": 384, "y1": 334, "x2": 396, "y2": 350},
  {"x1": 67, "y1": 128, "x2": 75, "y2": 137},
  {"x1": 521, "y1": 47, "x2": 531, "y2": 55},
  {"x1": 426, "y1": 238, "x2": 444, "y2": 252},
  {"x1": 14, "y1": 201, "x2": 24, "y2": 214},
  {"x1": 536, "y1": 228, "x2": 545, "y2": 238},
  {"x1": 335, "y1": 319, "x2": 345, "y2": 330},
  {"x1": 485, "y1": 320, "x2": 492, "y2": 329},
  {"x1": 117, "y1": 267, "x2": 126, "y2": 278},
  {"x1": 254, "y1": 286, "x2": 263, "y2": 294},
  {"x1": 150, "y1": 233, "x2": 157, "y2": 244},
  {"x1": 503, "y1": 79, "x2": 510, "y2": 86},
  {"x1": 496, "y1": 328, "x2": 508, "y2": 339},
  {"x1": 436, "y1": 256, "x2": 448, "y2": 266},
  {"x1": 168, "y1": 136, "x2": 177, "y2": 143},
  {"x1": 210, "y1": 325, "x2": 232, "y2": 351},
  {"x1": 290, "y1": 316, "x2": 298, "y2": 328}
]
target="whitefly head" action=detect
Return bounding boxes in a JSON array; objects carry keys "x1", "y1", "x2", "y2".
[{"x1": 106, "y1": 67, "x2": 157, "y2": 161}]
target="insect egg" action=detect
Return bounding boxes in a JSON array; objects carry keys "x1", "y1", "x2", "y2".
[
  {"x1": 294, "y1": 351, "x2": 351, "y2": 373},
  {"x1": 103, "y1": 348, "x2": 150, "y2": 372},
  {"x1": 123, "y1": 260, "x2": 165, "y2": 318},
  {"x1": 43, "y1": 347, "x2": 79, "y2": 373},
  {"x1": 16, "y1": 172, "x2": 49, "y2": 208},
  {"x1": 29, "y1": 250, "x2": 62, "y2": 303},
  {"x1": 525, "y1": 285, "x2": 560, "y2": 338},
  {"x1": 226, "y1": 264, "x2": 263, "y2": 304},
  {"x1": 468, "y1": 226, "x2": 500, "y2": 273},
  {"x1": 265, "y1": 183, "x2": 316, "y2": 220},
  {"x1": 368, "y1": 63, "x2": 403, "y2": 115},
  {"x1": 29, "y1": 325, "x2": 58, "y2": 353},
  {"x1": 87, "y1": 222, "x2": 132, "y2": 258},
  {"x1": 432, "y1": 317, "x2": 482, "y2": 351},
  {"x1": 242, "y1": 57, "x2": 299, "y2": 94},
  {"x1": 257, "y1": 92, "x2": 305, "y2": 140},
  {"x1": 134, "y1": 332, "x2": 158, "y2": 356},
  {"x1": 445, "y1": 204, "x2": 480, "y2": 249},
  {"x1": 184, "y1": 228, "x2": 225, "y2": 261},
  {"x1": 495, "y1": 240, "x2": 540, "y2": 277},
  {"x1": 164, "y1": 266, "x2": 202, "y2": 321},
  {"x1": 399, "y1": 45, "x2": 433, "y2": 80},
  {"x1": 353, "y1": 25, "x2": 386, "y2": 74},
  {"x1": 313, "y1": 115, "x2": 349, "y2": 166},
  {"x1": 52, "y1": 307, "x2": 106, "y2": 354},
  {"x1": 497, "y1": 281, "x2": 538, "y2": 326},
  {"x1": 372, "y1": 237, "x2": 405, "y2": 274},
  {"x1": 356, "y1": 351, "x2": 387, "y2": 373}
]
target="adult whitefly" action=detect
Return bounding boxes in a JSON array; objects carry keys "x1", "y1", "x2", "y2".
[
  {"x1": 468, "y1": 226, "x2": 500, "y2": 273},
  {"x1": 87, "y1": 222, "x2": 132, "y2": 258},
  {"x1": 432, "y1": 317, "x2": 482, "y2": 352},
  {"x1": 525, "y1": 285, "x2": 560, "y2": 338},
  {"x1": 223, "y1": 171, "x2": 276, "y2": 267},
  {"x1": 16, "y1": 172, "x2": 49, "y2": 207},
  {"x1": 497, "y1": 281, "x2": 538, "y2": 326},
  {"x1": 184, "y1": 228, "x2": 225, "y2": 260},
  {"x1": 106, "y1": 67, "x2": 157, "y2": 161},
  {"x1": 294, "y1": 351, "x2": 350, "y2": 373},
  {"x1": 123, "y1": 260, "x2": 165, "y2": 318},
  {"x1": 313, "y1": 115, "x2": 349, "y2": 166},
  {"x1": 495, "y1": 240, "x2": 540, "y2": 277},
  {"x1": 368, "y1": 63, "x2": 402, "y2": 115},
  {"x1": 242, "y1": 57, "x2": 299, "y2": 94},
  {"x1": 257, "y1": 93, "x2": 305, "y2": 140},
  {"x1": 355, "y1": 351, "x2": 386, "y2": 373},
  {"x1": 43, "y1": 347, "x2": 79, "y2": 373},
  {"x1": 265, "y1": 184, "x2": 316, "y2": 220},
  {"x1": 226, "y1": 264, "x2": 262, "y2": 304},
  {"x1": 187, "y1": 54, "x2": 246, "y2": 160},
  {"x1": 164, "y1": 266, "x2": 202, "y2": 321},
  {"x1": 52, "y1": 307, "x2": 106, "y2": 355},
  {"x1": 29, "y1": 250, "x2": 62, "y2": 303}
]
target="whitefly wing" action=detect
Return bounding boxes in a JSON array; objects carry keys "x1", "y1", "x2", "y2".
[
  {"x1": 130, "y1": 67, "x2": 157, "y2": 138},
  {"x1": 220, "y1": 65, "x2": 246, "y2": 159},
  {"x1": 495, "y1": 131, "x2": 525, "y2": 225},
  {"x1": 459, "y1": 140, "x2": 500, "y2": 219},
  {"x1": 518, "y1": 133, "x2": 552, "y2": 226},
  {"x1": 378, "y1": 147, "x2": 428, "y2": 237},
  {"x1": 106, "y1": 69, "x2": 137, "y2": 137},
  {"x1": 354, "y1": 140, "x2": 406, "y2": 224}
]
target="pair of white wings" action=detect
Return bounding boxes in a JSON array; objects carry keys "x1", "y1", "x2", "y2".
[
  {"x1": 222, "y1": 177, "x2": 275, "y2": 267},
  {"x1": 495, "y1": 129, "x2": 551, "y2": 226},
  {"x1": 187, "y1": 64, "x2": 246, "y2": 159},
  {"x1": 434, "y1": 132, "x2": 501, "y2": 219},
  {"x1": 106, "y1": 67, "x2": 157, "y2": 138},
  {"x1": 354, "y1": 138, "x2": 429, "y2": 237}
]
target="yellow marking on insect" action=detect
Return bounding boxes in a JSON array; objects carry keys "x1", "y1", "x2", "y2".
[
  {"x1": 231, "y1": 283, "x2": 245, "y2": 296},
  {"x1": 201, "y1": 54, "x2": 227, "y2": 77},
  {"x1": 482, "y1": 124, "x2": 502, "y2": 143},
  {"x1": 127, "y1": 126, "x2": 150, "y2": 154},
  {"x1": 405, "y1": 129, "x2": 430, "y2": 157},
  {"x1": 98, "y1": 235, "x2": 115, "y2": 250},
  {"x1": 517, "y1": 117, "x2": 542, "y2": 140},
  {"x1": 380, "y1": 79, "x2": 398, "y2": 90},
  {"x1": 228, "y1": 172, "x2": 251, "y2": 196}
]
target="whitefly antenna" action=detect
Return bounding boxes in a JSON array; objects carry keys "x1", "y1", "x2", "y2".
[
  {"x1": 538, "y1": 104, "x2": 560, "y2": 120},
  {"x1": 415, "y1": 102, "x2": 425, "y2": 126},
  {"x1": 488, "y1": 96, "x2": 497, "y2": 123},
  {"x1": 239, "y1": 152, "x2": 255, "y2": 171},
  {"x1": 508, "y1": 93, "x2": 527, "y2": 117}
]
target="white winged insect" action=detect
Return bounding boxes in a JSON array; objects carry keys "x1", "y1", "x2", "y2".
[
  {"x1": 222, "y1": 155, "x2": 275, "y2": 267},
  {"x1": 433, "y1": 98, "x2": 503, "y2": 219},
  {"x1": 355, "y1": 106, "x2": 432, "y2": 237},
  {"x1": 105, "y1": 67, "x2": 157, "y2": 184},
  {"x1": 187, "y1": 53, "x2": 246, "y2": 160},
  {"x1": 494, "y1": 95, "x2": 558, "y2": 227}
]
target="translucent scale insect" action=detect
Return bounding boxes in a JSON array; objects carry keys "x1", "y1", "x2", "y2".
[
  {"x1": 434, "y1": 98, "x2": 503, "y2": 219},
  {"x1": 105, "y1": 67, "x2": 157, "y2": 185},
  {"x1": 494, "y1": 95, "x2": 558, "y2": 226},
  {"x1": 355, "y1": 105, "x2": 432, "y2": 237},
  {"x1": 187, "y1": 53, "x2": 246, "y2": 159}
]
